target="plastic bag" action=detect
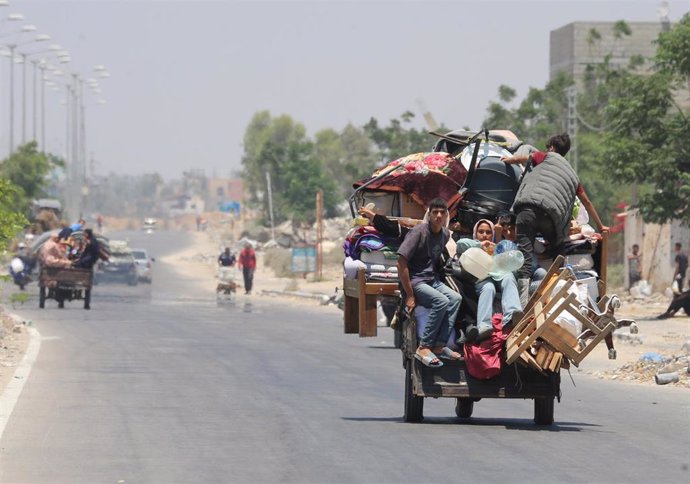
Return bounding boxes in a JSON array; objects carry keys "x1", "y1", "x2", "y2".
[
  {"x1": 489, "y1": 250, "x2": 524, "y2": 280},
  {"x1": 547, "y1": 280, "x2": 584, "y2": 338}
]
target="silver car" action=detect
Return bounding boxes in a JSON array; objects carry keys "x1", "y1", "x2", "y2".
[{"x1": 132, "y1": 248, "x2": 154, "y2": 283}]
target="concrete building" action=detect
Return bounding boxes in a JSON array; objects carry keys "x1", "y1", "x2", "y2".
[{"x1": 550, "y1": 21, "x2": 667, "y2": 81}]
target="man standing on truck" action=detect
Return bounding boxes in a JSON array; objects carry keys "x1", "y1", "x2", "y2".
[
  {"x1": 502, "y1": 133, "x2": 608, "y2": 303},
  {"x1": 398, "y1": 197, "x2": 462, "y2": 368}
]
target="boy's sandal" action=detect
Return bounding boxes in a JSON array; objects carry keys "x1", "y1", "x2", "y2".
[
  {"x1": 414, "y1": 351, "x2": 443, "y2": 368},
  {"x1": 437, "y1": 347, "x2": 462, "y2": 360}
]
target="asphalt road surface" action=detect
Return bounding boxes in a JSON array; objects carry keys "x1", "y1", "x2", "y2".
[{"x1": 1, "y1": 231, "x2": 688, "y2": 483}]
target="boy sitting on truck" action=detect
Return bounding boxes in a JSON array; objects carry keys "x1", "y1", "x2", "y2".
[{"x1": 397, "y1": 198, "x2": 462, "y2": 368}]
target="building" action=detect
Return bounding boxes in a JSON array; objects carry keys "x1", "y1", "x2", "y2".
[
  {"x1": 550, "y1": 21, "x2": 667, "y2": 81},
  {"x1": 206, "y1": 177, "x2": 244, "y2": 215}
]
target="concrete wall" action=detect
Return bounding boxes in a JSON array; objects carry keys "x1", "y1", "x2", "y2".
[{"x1": 624, "y1": 210, "x2": 690, "y2": 292}]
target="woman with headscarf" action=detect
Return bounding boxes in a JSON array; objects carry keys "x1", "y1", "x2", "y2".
[{"x1": 456, "y1": 219, "x2": 523, "y2": 342}]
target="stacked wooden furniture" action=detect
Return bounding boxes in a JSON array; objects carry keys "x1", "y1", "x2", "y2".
[
  {"x1": 505, "y1": 256, "x2": 616, "y2": 373},
  {"x1": 343, "y1": 268, "x2": 399, "y2": 337}
]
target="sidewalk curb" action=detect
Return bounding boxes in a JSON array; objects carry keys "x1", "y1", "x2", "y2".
[{"x1": 259, "y1": 289, "x2": 333, "y2": 304}]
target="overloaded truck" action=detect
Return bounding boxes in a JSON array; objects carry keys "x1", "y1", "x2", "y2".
[{"x1": 343, "y1": 129, "x2": 635, "y2": 424}]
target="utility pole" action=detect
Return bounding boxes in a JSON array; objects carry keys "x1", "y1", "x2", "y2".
[
  {"x1": 265, "y1": 171, "x2": 275, "y2": 241},
  {"x1": 566, "y1": 85, "x2": 579, "y2": 173},
  {"x1": 316, "y1": 189, "x2": 323, "y2": 280}
]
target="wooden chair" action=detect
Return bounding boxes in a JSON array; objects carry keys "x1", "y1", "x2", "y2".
[{"x1": 506, "y1": 258, "x2": 616, "y2": 368}]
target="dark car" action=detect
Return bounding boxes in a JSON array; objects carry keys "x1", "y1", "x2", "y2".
[{"x1": 94, "y1": 240, "x2": 138, "y2": 286}]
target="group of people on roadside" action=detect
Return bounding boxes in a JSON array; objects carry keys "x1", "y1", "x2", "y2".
[
  {"x1": 217, "y1": 243, "x2": 257, "y2": 295},
  {"x1": 360, "y1": 133, "x2": 609, "y2": 368}
]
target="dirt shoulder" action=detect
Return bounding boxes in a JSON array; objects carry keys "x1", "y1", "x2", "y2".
[
  {"x1": 571, "y1": 296, "x2": 689, "y2": 388},
  {"x1": 0, "y1": 310, "x2": 30, "y2": 397}
]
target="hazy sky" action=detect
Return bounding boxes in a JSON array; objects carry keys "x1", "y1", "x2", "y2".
[{"x1": 0, "y1": 0, "x2": 687, "y2": 179}]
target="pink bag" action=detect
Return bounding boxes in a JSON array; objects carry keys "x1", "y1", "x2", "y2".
[{"x1": 464, "y1": 314, "x2": 508, "y2": 380}]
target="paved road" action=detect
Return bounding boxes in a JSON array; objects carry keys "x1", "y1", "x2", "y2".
[{"x1": 1, "y1": 231, "x2": 688, "y2": 483}]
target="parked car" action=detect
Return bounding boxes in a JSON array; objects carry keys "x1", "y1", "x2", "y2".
[
  {"x1": 131, "y1": 248, "x2": 154, "y2": 283},
  {"x1": 94, "y1": 240, "x2": 138, "y2": 286}
]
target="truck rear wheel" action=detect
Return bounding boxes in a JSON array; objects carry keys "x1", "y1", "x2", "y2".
[
  {"x1": 455, "y1": 398, "x2": 474, "y2": 418},
  {"x1": 403, "y1": 359, "x2": 423, "y2": 423},
  {"x1": 39, "y1": 287, "x2": 46, "y2": 309},
  {"x1": 534, "y1": 397, "x2": 554, "y2": 425}
]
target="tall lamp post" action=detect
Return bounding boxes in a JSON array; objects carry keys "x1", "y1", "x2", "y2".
[
  {"x1": 0, "y1": 12, "x2": 28, "y2": 156},
  {"x1": 17, "y1": 33, "x2": 51, "y2": 144}
]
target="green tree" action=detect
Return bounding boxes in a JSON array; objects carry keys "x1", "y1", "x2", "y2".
[
  {"x1": 0, "y1": 178, "x2": 28, "y2": 251},
  {"x1": 362, "y1": 111, "x2": 433, "y2": 161},
  {"x1": 0, "y1": 141, "x2": 62, "y2": 207},
  {"x1": 594, "y1": 14, "x2": 690, "y2": 224},
  {"x1": 241, "y1": 111, "x2": 338, "y2": 223},
  {"x1": 314, "y1": 124, "x2": 378, "y2": 199}
]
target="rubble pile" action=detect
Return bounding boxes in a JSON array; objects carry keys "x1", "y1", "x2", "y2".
[{"x1": 594, "y1": 351, "x2": 690, "y2": 387}]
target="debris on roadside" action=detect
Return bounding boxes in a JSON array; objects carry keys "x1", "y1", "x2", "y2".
[{"x1": 593, "y1": 353, "x2": 690, "y2": 386}]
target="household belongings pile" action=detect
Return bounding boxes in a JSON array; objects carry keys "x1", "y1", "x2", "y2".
[{"x1": 343, "y1": 152, "x2": 467, "y2": 284}]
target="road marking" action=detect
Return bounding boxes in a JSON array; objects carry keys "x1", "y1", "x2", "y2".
[{"x1": 0, "y1": 325, "x2": 41, "y2": 441}]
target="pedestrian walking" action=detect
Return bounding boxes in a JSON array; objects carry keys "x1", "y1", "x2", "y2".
[
  {"x1": 627, "y1": 244, "x2": 642, "y2": 290},
  {"x1": 238, "y1": 242, "x2": 257, "y2": 295},
  {"x1": 673, "y1": 242, "x2": 688, "y2": 293}
]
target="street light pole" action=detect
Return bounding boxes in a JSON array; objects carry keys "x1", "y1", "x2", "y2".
[
  {"x1": 265, "y1": 170, "x2": 276, "y2": 241},
  {"x1": 40, "y1": 62, "x2": 45, "y2": 149},
  {"x1": 8, "y1": 44, "x2": 15, "y2": 156},
  {"x1": 21, "y1": 53, "x2": 27, "y2": 143}
]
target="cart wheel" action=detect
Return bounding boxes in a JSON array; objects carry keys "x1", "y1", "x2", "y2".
[
  {"x1": 39, "y1": 287, "x2": 46, "y2": 309},
  {"x1": 403, "y1": 359, "x2": 423, "y2": 423},
  {"x1": 455, "y1": 398, "x2": 474, "y2": 419},
  {"x1": 84, "y1": 289, "x2": 91, "y2": 310},
  {"x1": 534, "y1": 397, "x2": 555, "y2": 425}
]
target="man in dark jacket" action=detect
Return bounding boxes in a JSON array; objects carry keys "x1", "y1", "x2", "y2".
[{"x1": 502, "y1": 133, "x2": 608, "y2": 303}]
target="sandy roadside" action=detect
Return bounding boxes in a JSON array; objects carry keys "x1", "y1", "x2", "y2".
[{"x1": 0, "y1": 311, "x2": 30, "y2": 399}]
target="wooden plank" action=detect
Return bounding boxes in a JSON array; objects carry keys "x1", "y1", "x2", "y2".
[
  {"x1": 523, "y1": 256, "x2": 566, "y2": 315},
  {"x1": 343, "y1": 277, "x2": 360, "y2": 298},
  {"x1": 506, "y1": 307, "x2": 547, "y2": 364},
  {"x1": 357, "y1": 270, "x2": 378, "y2": 337},
  {"x1": 343, "y1": 277, "x2": 359, "y2": 334}
]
